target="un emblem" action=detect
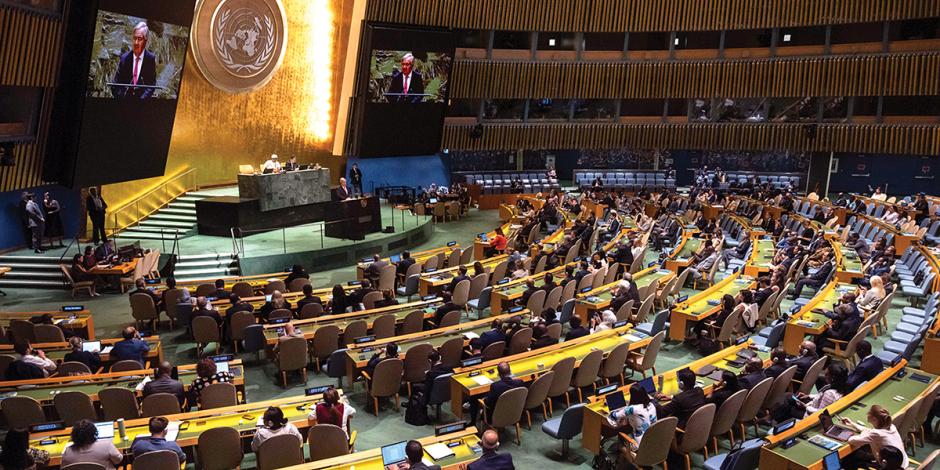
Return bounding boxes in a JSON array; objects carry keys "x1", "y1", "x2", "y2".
[{"x1": 191, "y1": 0, "x2": 287, "y2": 93}]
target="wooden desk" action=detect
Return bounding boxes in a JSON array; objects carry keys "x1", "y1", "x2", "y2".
[
  {"x1": 30, "y1": 391, "x2": 340, "y2": 467},
  {"x1": 261, "y1": 299, "x2": 442, "y2": 347},
  {"x1": 760, "y1": 362, "x2": 936, "y2": 469},
  {"x1": 581, "y1": 341, "x2": 769, "y2": 454},
  {"x1": 702, "y1": 203, "x2": 723, "y2": 221},
  {"x1": 575, "y1": 266, "x2": 675, "y2": 323},
  {"x1": 0, "y1": 360, "x2": 245, "y2": 407},
  {"x1": 418, "y1": 255, "x2": 508, "y2": 297},
  {"x1": 89, "y1": 259, "x2": 139, "y2": 276},
  {"x1": 356, "y1": 245, "x2": 460, "y2": 281},
  {"x1": 489, "y1": 265, "x2": 569, "y2": 315},
  {"x1": 344, "y1": 311, "x2": 531, "y2": 385},
  {"x1": 781, "y1": 282, "x2": 854, "y2": 355},
  {"x1": 208, "y1": 284, "x2": 360, "y2": 312},
  {"x1": 296, "y1": 428, "x2": 481, "y2": 470},
  {"x1": 0, "y1": 337, "x2": 162, "y2": 365},
  {"x1": 668, "y1": 273, "x2": 756, "y2": 341},
  {"x1": 448, "y1": 324, "x2": 652, "y2": 419},
  {"x1": 743, "y1": 237, "x2": 776, "y2": 278},
  {"x1": 0, "y1": 310, "x2": 95, "y2": 340},
  {"x1": 473, "y1": 218, "x2": 520, "y2": 260},
  {"x1": 663, "y1": 235, "x2": 702, "y2": 273}
]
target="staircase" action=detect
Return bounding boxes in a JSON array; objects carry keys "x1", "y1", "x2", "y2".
[
  {"x1": 0, "y1": 255, "x2": 68, "y2": 289},
  {"x1": 172, "y1": 253, "x2": 240, "y2": 283},
  {"x1": 114, "y1": 191, "x2": 216, "y2": 241}
]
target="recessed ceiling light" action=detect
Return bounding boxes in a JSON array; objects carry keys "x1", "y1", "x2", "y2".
[{"x1": 548, "y1": 38, "x2": 556, "y2": 46}]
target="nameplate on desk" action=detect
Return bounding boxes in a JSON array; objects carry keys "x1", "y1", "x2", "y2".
[
  {"x1": 462, "y1": 358, "x2": 483, "y2": 368},
  {"x1": 613, "y1": 320, "x2": 629, "y2": 328},
  {"x1": 435, "y1": 421, "x2": 468, "y2": 436},
  {"x1": 305, "y1": 386, "x2": 330, "y2": 396},
  {"x1": 354, "y1": 335, "x2": 375, "y2": 344},
  {"x1": 497, "y1": 278, "x2": 510, "y2": 285},
  {"x1": 269, "y1": 317, "x2": 290, "y2": 325},
  {"x1": 61, "y1": 305, "x2": 84, "y2": 312},
  {"x1": 447, "y1": 241, "x2": 457, "y2": 247},
  {"x1": 422, "y1": 295, "x2": 437, "y2": 301},
  {"x1": 508, "y1": 306, "x2": 525, "y2": 313},
  {"x1": 210, "y1": 354, "x2": 234, "y2": 363}
]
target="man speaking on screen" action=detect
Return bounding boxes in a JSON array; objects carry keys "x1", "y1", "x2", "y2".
[
  {"x1": 386, "y1": 53, "x2": 425, "y2": 103},
  {"x1": 112, "y1": 21, "x2": 157, "y2": 99}
]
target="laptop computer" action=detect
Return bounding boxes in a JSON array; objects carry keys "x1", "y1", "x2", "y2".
[
  {"x1": 605, "y1": 390, "x2": 626, "y2": 411},
  {"x1": 95, "y1": 421, "x2": 115, "y2": 440},
  {"x1": 819, "y1": 409, "x2": 855, "y2": 441},
  {"x1": 390, "y1": 254, "x2": 401, "y2": 264},
  {"x1": 823, "y1": 451, "x2": 841, "y2": 470},
  {"x1": 82, "y1": 340, "x2": 101, "y2": 353},
  {"x1": 637, "y1": 376, "x2": 656, "y2": 395},
  {"x1": 381, "y1": 441, "x2": 408, "y2": 469}
]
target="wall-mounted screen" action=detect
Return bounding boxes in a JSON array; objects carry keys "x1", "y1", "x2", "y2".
[{"x1": 356, "y1": 25, "x2": 454, "y2": 158}]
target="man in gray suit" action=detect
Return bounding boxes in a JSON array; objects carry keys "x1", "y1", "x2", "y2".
[{"x1": 25, "y1": 193, "x2": 45, "y2": 253}]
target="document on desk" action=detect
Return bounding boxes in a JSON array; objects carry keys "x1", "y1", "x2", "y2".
[
  {"x1": 135, "y1": 376, "x2": 152, "y2": 392},
  {"x1": 464, "y1": 332, "x2": 480, "y2": 339},
  {"x1": 166, "y1": 421, "x2": 181, "y2": 442},
  {"x1": 425, "y1": 442, "x2": 455, "y2": 460},
  {"x1": 471, "y1": 375, "x2": 493, "y2": 386},
  {"x1": 100, "y1": 346, "x2": 114, "y2": 355}
]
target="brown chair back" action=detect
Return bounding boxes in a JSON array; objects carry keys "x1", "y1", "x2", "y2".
[
  {"x1": 524, "y1": 370, "x2": 554, "y2": 412},
  {"x1": 9, "y1": 319, "x2": 35, "y2": 343},
  {"x1": 451, "y1": 279, "x2": 471, "y2": 307},
  {"x1": 403, "y1": 343, "x2": 433, "y2": 383},
  {"x1": 197, "y1": 426, "x2": 243, "y2": 470},
  {"x1": 362, "y1": 291, "x2": 384, "y2": 310},
  {"x1": 195, "y1": 283, "x2": 216, "y2": 297},
  {"x1": 343, "y1": 320, "x2": 368, "y2": 344},
  {"x1": 763, "y1": 365, "x2": 798, "y2": 410},
  {"x1": 110, "y1": 360, "x2": 144, "y2": 372},
  {"x1": 99, "y1": 387, "x2": 141, "y2": 420},
  {"x1": 372, "y1": 314, "x2": 397, "y2": 339},
  {"x1": 482, "y1": 341, "x2": 505, "y2": 361},
  {"x1": 57, "y1": 361, "x2": 93, "y2": 376},
  {"x1": 34, "y1": 324, "x2": 66, "y2": 343},
  {"x1": 546, "y1": 323, "x2": 562, "y2": 340},
  {"x1": 370, "y1": 358, "x2": 403, "y2": 399},
  {"x1": 439, "y1": 310, "x2": 462, "y2": 328},
  {"x1": 307, "y1": 424, "x2": 350, "y2": 461},
  {"x1": 200, "y1": 382, "x2": 238, "y2": 410},
  {"x1": 401, "y1": 310, "x2": 424, "y2": 335},
  {"x1": 53, "y1": 391, "x2": 97, "y2": 425},
  {"x1": 232, "y1": 282, "x2": 254, "y2": 298},
  {"x1": 736, "y1": 377, "x2": 772, "y2": 425},
  {"x1": 62, "y1": 463, "x2": 106, "y2": 470},
  {"x1": 228, "y1": 310, "x2": 256, "y2": 343},
  {"x1": 599, "y1": 342, "x2": 629, "y2": 382},
  {"x1": 710, "y1": 389, "x2": 747, "y2": 442},
  {"x1": 1, "y1": 396, "x2": 46, "y2": 428},
  {"x1": 277, "y1": 336, "x2": 309, "y2": 373},
  {"x1": 268, "y1": 309, "x2": 293, "y2": 322},
  {"x1": 264, "y1": 281, "x2": 287, "y2": 295},
  {"x1": 298, "y1": 302, "x2": 323, "y2": 319},
  {"x1": 439, "y1": 337, "x2": 464, "y2": 369},
  {"x1": 675, "y1": 403, "x2": 716, "y2": 455},
  {"x1": 133, "y1": 450, "x2": 180, "y2": 470},
  {"x1": 572, "y1": 348, "x2": 604, "y2": 389},
  {"x1": 547, "y1": 356, "x2": 576, "y2": 399},
  {"x1": 313, "y1": 325, "x2": 340, "y2": 360},
  {"x1": 488, "y1": 387, "x2": 527, "y2": 429},
  {"x1": 130, "y1": 293, "x2": 159, "y2": 322},
  {"x1": 508, "y1": 327, "x2": 533, "y2": 354},
  {"x1": 633, "y1": 416, "x2": 678, "y2": 467},
  {"x1": 288, "y1": 278, "x2": 311, "y2": 293},
  {"x1": 192, "y1": 316, "x2": 221, "y2": 346},
  {"x1": 142, "y1": 393, "x2": 182, "y2": 417}
]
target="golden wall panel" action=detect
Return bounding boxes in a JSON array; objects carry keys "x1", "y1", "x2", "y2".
[
  {"x1": 442, "y1": 123, "x2": 940, "y2": 155},
  {"x1": 367, "y1": 0, "x2": 940, "y2": 33},
  {"x1": 0, "y1": 3, "x2": 67, "y2": 192},
  {"x1": 451, "y1": 53, "x2": 940, "y2": 99},
  {"x1": 102, "y1": 0, "x2": 356, "y2": 207}
]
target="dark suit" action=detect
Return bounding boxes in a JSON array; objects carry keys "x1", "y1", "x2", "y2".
[
  {"x1": 484, "y1": 376, "x2": 524, "y2": 418},
  {"x1": 448, "y1": 274, "x2": 470, "y2": 293},
  {"x1": 192, "y1": 307, "x2": 222, "y2": 327},
  {"x1": 847, "y1": 355, "x2": 884, "y2": 389},
  {"x1": 365, "y1": 260, "x2": 389, "y2": 281},
  {"x1": 86, "y1": 195, "x2": 108, "y2": 244},
  {"x1": 143, "y1": 375, "x2": 185, "y2": 405},
  {"x1": 786, "y1": 354, "x2": 818, "y2": 380},
  {"x1": 334, "y1": 185, "x2": 350, "y2": 201},
  {"x1": 386, "y1": 70, "x2": 425, "y2": 103},
  {"x1": 349, "y1": 167, "x2": 363, "y2": 195},
  {"x1": 520, "y1": 286, "x2": 540, "y2": 306},
  {"x1": 739, "y1": 370, "x2": 766, "y2": 390},
  {"x1": 792, "y1": 261, "x2": 833, "y2": 298},
  {"x1": 661, "y1": 387, "x2": 707, "y2": 426},
  {"x1": 479, "y1": 328, "x2": 506, "y2": 350},
  {"x1": 434, "y1": 302, "x2": 459, "y2": 325},
  {"x1": 564, "y1": 326, "x2": 589, "y2": 341},
  {"x1": 397, "y1": 257, "x2": 416, "y2": 277},
  {"x1": 112, "y1": 50, "x2": 157, "y2": 98},
  {"x1": 409, "y1": 462, "x2": 441, "y2": 470},
  {"x1": 467, "y1": 451, "x2": 514, "y2": 470},
  {"x1": 63, "y1": 350, "x2": 101, "y2": 371}
]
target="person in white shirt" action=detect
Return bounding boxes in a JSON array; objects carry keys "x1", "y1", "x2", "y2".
[
  {"x1": 882, "y1": 207, "x2": 900, "y2": 225},
  {"x1": 841, "y1": 405, "x2": 909, "y2": 470},
  {"x1": 262, "y1": 154, "x2": 282, "y2": 173},
  {"x1": 856, "y1": 275, "x2": 886, "y2": 311},
  {"x1": 631, "y1": 238, "x2": 645, "y2": 261},
  {"x1": 251, "y1": 406, "x2": 303, "y2": 452},
  {"x1": 591, "y1": 309, "x2": 617, "y2": 333},
  {"x1": 14, "y1": 342, "x2": 56, "y2": 377},
  {"x1": 734, "y1": 290, "x2": 759, "y2": 331},
  {"x1": 871, "y1": 187, "x2": 887, "y2": 201}
]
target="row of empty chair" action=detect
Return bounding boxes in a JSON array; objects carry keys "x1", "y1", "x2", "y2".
[
  {"x1": 458, "y1": 171, "x2": 560, "y2": 194},
  {"x1": 574, "y1": 170, "x2": 675, "y2": 190}
]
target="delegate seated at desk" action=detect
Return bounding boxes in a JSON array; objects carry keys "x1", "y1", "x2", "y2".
[{"x1": 262, "y1": 154, "x2": 282, "y2": 174}]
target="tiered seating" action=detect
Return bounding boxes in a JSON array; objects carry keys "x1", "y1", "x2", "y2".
[
  {"x1": 573, "y1": 170, "x2": 675, "y2": 190},
  {"x1": 719, "y1": 171, "x2": 801, "y2": 190},
  {"x1": 458, "y1": 171, "x2": 560, "y2": 194}
]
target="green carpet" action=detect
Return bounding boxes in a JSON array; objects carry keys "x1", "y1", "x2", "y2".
[{"x1": 1, "y1": 207, "x2": 938, "y2": 469}]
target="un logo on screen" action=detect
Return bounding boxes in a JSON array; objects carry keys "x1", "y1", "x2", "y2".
[{"x1": 191, "y1": 0, "x2": 287, "y2": 93}]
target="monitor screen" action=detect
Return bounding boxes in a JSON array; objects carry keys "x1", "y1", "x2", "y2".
[
  {"x1": 637, "y1": 377, "x2": 656, "y2": 394},
  {"x1": 823, "y1": 451, "x2": 841, "y2": 470},
  {"x1": 461, "y1": 357, "x2": 482, "y2": 368},
  {"x1": 428, "y1": 198, "x2": 438, "y2": 204},
  {"x1": 82, "y1": 341, "x2": 101, "y2": 353},
  {"x1": 772, "y1": 418, "x2": 796, "y2": 435},
  {"x1": 604, "y1": 390, "x2": 626, "y2": 411},
  {"x1": 390, "y1": 254, "x2": 401, "y2": 264},
  {"x1": 215, "y1": 361, "x2": 229, "y2": 373},
  {"x1": 95, "y1": 422, "x2": 115, "y2": 440},
  {"x1": 381, "y1": 441, "x2": 408, "y2": 465}
]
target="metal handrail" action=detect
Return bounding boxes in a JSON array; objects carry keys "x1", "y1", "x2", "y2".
[{"x1": 108, "y1": 168, "x2": 199, "y2": 236}]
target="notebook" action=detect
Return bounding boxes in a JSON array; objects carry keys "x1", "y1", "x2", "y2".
[{"x1": 425, "y1": 442, "x2": 455, "y2": 460}]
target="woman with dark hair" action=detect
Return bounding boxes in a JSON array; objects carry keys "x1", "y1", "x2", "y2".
[
  {"x1": 312, "y1": 387, "x2": 357, "y2": 436},
  {"x1": 607, "y1": 382, "x2": 658, "y2": 454},
  {"x1": 773, "y1": 364, "x2": 849, "y2": 421},
  {"x1": 708, "y1": 371, "x2": 742, "y2": 408},
  {"x1": 82, "y1": 245, "x2": 97, "y2": 269},
  {"x1": 0, "y1": 428, "x2": 49, "y2": 470},
  {"x1": 43, "y1": 192, "x2": 64, "y2": 248},
  {"x1": 60, "y1": 420, "x2": 122, "y2": 469},
  {"x1": 472, "y1": 261, "x2": 485, "y2": 277},
  {"x1": 711, "y1": 294, "x2": 737, "y2": 328},
  {"x1": 70, "y1": 254, "x2": 99, "y2": 296},
  {"x1": 330, "y1": 284, "x2": 348, "y2": 315},
  {"x1": 251, "y1": 406, "x2": 303, "y2": 452},
  {"x1": 190, "y1": 358, "x2": 234, "y2": 406}
]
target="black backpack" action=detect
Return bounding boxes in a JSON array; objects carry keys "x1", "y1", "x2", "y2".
[{"x1": 404, "y1": 392, "x2": 428, "y2": 426}]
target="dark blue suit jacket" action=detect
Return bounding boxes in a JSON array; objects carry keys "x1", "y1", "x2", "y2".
[
  {"x1": 479, "y1": 329, "x2": 506, "y2": 350},
  {"x1": 113, "y1": 50, "x2": 157, "y2": 98},
  {"x1": 111, "y1": 338, "x2": 150, "y2": 365},
  {"x1": 847, "y1": 355, "x2": 884, "y2": 389},
  {"x1": 484, "y1": 377, "x2": 524, "y2": 411},
  {"x1": 468, "y1": 450, "x2": 515, "y2": 470}
]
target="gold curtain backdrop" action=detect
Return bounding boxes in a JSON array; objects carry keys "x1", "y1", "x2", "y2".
[{"x1": 101, "y1": 0, "x2": 355, "y2": 212}]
